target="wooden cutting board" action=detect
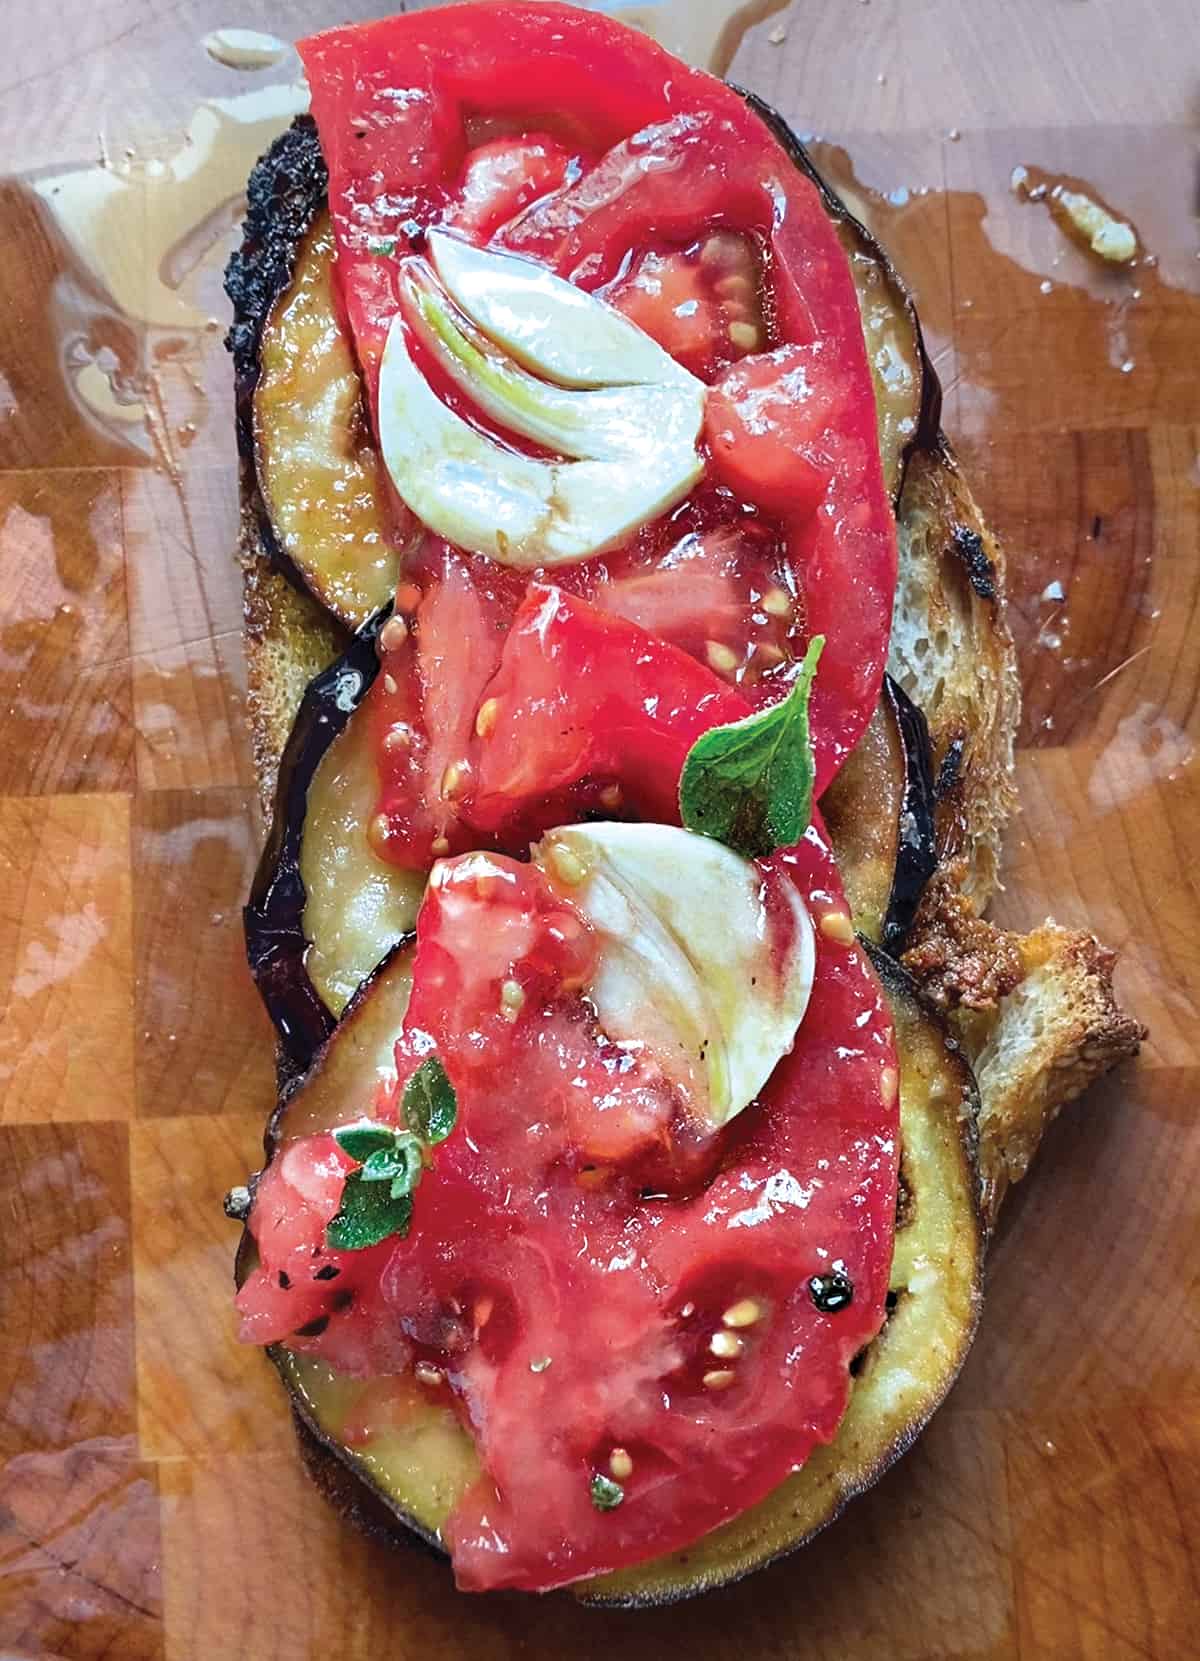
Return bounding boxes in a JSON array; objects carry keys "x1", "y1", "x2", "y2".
[{"x1": 0, "y1": 3, "x2": 1195, "y2": 1657}]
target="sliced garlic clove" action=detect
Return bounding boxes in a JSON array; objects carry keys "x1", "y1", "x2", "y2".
[
  {"x1": 428, "y1": 228, "x2": 696, "y2": 389},
  {"x1": 407, "y1": 275, "x2": 700, "y2": 463},
  {"x1": 378, "y1": 274, "x2": 704, "y2": 567},
  {"x1": 535, "y1": 823, "x2": 814, "y2": 1126}
]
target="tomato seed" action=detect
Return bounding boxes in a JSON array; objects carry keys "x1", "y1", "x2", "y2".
[{"x1": 721, "y1": 1298, "x2": 764, "y2": 1328}]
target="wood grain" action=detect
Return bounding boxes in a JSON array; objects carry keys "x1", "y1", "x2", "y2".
[{"x1": 0, "y1": 2, "x2": 1194, "y2": 1656}]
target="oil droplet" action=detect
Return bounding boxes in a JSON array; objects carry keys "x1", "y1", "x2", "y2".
[
  {"x1": 1120, "y1": 359, "x2": 1135, "y2": 374},
  {"x1": 1041, "y1": 580, "x2": 1066, "y2": 603},
  {"x1": 1039, "y1": 279, "x2": 1053, "y2": 294},
  {"x1": 203, "y1": 28, "x2": 289, "y2": 71}
]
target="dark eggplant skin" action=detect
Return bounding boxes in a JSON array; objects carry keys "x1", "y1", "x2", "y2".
[
  {"x1": 882, "y1": 676, "x2": 938, "y2": 949},
  {"x1": 224, "y1": 117, "x2": 334, "y2": 614},
  {"x1": 242, "y1": 617, "x2": 381, "y2": 1072}
]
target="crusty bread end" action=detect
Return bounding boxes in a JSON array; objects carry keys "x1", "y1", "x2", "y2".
[{"x1": 902, "y1": 870, "x2": 1146, "y2": 1225}]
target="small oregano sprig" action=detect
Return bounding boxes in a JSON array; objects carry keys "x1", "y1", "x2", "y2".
[
  {"x1": 678, "y1": 635, "x2": 824, "y2": 859},
  {"x1": 326, "y1": 1057, "x2": 457, "y2": 1251}
]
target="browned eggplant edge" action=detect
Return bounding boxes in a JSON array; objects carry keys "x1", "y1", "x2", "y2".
[
  {"x1": 229, "y1": 942, "x2": 983, "y2": 1603},
  {"x1": 224, "y1": 115, "x2": 335, "y2": 616},
  {"x1": 737, "y1": 88, "x2": 944, "y2": 471},
  {"x1": 242, "y1": 615, "x2": 383, "y2": 1072}
]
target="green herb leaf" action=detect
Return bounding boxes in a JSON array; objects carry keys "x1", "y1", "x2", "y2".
[
  {"x1": 334, "y1": 1123, "x2": 397, "y2": 1163},
  {"x1": 326, "y1": 1064, "x2": 454, "y2": 1251},
  {"x1": 368, "y1": 238, "x2": 396, "y2": 257},
  {"x1": 359, "y1": 1145, "x2": 403, "y2": 1181},
  {"x1": 403, "y1": 1057, "x2": 457, "y2": 1146},
  {"x1": 325, "y1": 1171, "x2": 413, "y2": 1252},
  {"x1": 678, "y1": 635, "x2": 824, "y2": 859},
  {"x1": 359, "y1": 1135, "x2": 424, "y2": 1197},
  {"x1": 590, "y1": 1473, "x2": 625, "y2": 1511}
]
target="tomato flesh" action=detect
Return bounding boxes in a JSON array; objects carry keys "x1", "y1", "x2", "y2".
[
  {"x1": 446, "y1": 134, "x2": 581, "y2": 241},
  {"x1": 299, "y1": 0, "x2": 896, "y2": 791},
  {"x1": 370, "y1": 526, "x2": 800, "y2": 869},
  {"x1": 602, "y1": 231, "x2": 766, "y2": 381},
  {"x1": 243, "y1": 823, "x2": 897, "y2": 1591}
]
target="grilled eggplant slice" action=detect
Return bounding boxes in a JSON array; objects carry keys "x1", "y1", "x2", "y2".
[
  {"x1": 243, "y1": 624, "x2": 422, "y2": 1066},
  {"x1": 255, "y1": 214, "x2": 406, "y2": 627},
  {"x1": 821, "y1": 676, "x2": 938, "y2": 949},
  {"x1": 244, "y1": 618, "x2": 419, "y2": 1068},
  {"x1": 231, "y1": 91, "x2": 940, "y2": 635},
  {"x1": 739, "y1": 90, "x2": 940, "y2": 498},
  {"x1": 227, "y1": 120, "x2": 405, "y2": 630},
  {"x1": 234, "y1": 947, "x2": 982, "y2": 1605}
]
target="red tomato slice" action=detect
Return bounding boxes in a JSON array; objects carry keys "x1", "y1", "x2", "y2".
[
  {"x1": 243, "y1": 821, "x2": 898, "y2": 1591},
  {"x1": 463, "y1": 583, "x2": 748, "y2": 835},
  {"x1": 299, "y1": 2, "x2": 897, "y2": 786},
  {"x1": 370, "y1": 543, "x2": 518, "y2": 867}
]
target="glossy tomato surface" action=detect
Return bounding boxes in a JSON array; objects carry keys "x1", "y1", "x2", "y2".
[
  {"x1": 299, "y1": 0, "x2": 896, "y2": 796},
  {"x1": 241, "y1": 819, "x2": 898, "y2": 1591}
]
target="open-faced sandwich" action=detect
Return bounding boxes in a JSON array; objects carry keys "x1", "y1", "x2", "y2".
[{"x1": 223, "y1": 1, "x2": 1144, "y2": 1601}]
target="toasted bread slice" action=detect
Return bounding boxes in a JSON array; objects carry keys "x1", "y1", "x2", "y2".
[
  {"x1": 240, "y1": 503, "x2": 346, "y2": 821},
  {"x1": 226, "y1": 92, "x2": 1144, "y2": 1604}
]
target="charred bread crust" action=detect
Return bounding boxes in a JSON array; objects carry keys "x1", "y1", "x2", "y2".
[
  {"x1": 888, "y1": 443, "x2": 1021, "y2": 916},
  {"x1": 903, "y1": 870, "x2": 1146, "y2": 1226},
  {"x1": 241, "y1": 503, "x2": 346, "y2": 823}
]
